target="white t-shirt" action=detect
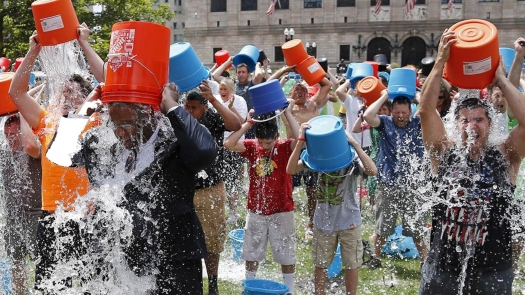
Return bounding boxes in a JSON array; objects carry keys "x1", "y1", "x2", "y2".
[
  {"x1": 343, "y1": 93, "x2": 371, "y2": 148},
  {"x1": 216, "y1": 93, "x2": 248, "y2": 139}
]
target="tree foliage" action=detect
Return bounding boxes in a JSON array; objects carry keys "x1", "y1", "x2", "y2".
[{"x1": 1, "y1": 0, "x2": 174, "y2": 61}]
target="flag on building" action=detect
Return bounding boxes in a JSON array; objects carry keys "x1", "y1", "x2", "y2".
[
  {"x1": 405, "y1": 0, "x2": 415, "y2": 15},
  {"x1": 447, "y1": 0, "x2": 454, "y2": 11},
  {"x1": 374, "y1": 0, "x2": 382, "y2": 15},
  {"x1": 266, "y1": 0, "x2": 278, "y2": 16}
]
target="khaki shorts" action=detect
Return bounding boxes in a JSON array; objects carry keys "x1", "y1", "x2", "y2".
[
  {"x1": 312, "y1": 226, "x2": 363, "y2": 269},
  {"x1": 194, "y1": 182, "x2": 227, "y2": 253},
  {"x1": 242, "y1": 211, "x2": 296, "y2": 265}
]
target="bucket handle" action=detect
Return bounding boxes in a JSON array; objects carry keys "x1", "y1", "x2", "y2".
[
  {"x1": 319, "y1": 164, "x2": 356, "y2": 178},
  {"x1": 107, "y1": 53, "x2": 162, "y2": 90},
  {"x1": 251, "y1": 107, "x2": 287, "y2": 123}
]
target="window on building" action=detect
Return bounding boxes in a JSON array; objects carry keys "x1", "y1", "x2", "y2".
[
  {"x1": 406, "y1": 0, "x2": 425, "y2": 4},
  {"x1": 211, "y1": 0, "x2": 227, "y2": 12},
  {"x1": 441, "y1": 0, "x2": 461, "y2": 3},
  {"x1": 178, "y1": 0, "x2": 181, "y2": 5},
  {"x1": 173, "y1": 22, "x2": 177, "y2": 29},
  {"x1": 241, "y1": 0, "x2": 257, "y2": 11},
  {"x1": 274, "y1": 46, "x2": 284, "y2": 62},
  {"x1": 304, "y1": 0, "x2": 322, "y2": 8},
  {"x1": 175, "y1": 34, "x2": 184, "y2": 42},
  {"x1": 182, "y1": 22, "x2": 185, "y2": 28},
  {"x1": 276, "y1": 0, "x2": 289, "y2": 9},
  {"x1": 337, "y1": 0, "x2": 355, "y2": 7},
  {"x1": 247, "y1": 20, "x2": 251, "y2": 26},
  {"x1": 371, "y1": 0, "x2": 390, "y2": 5},
  {"x1": 478, "y1": 0, "x2": 499, "y2": 2},
  {"x1": 340, "y1": 45, "x2": 350, "y2": 61},
  {"x1": 213, "y1": 48, "x2": 222, "y2": 63}
]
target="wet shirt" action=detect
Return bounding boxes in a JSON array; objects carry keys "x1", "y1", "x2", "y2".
[
  {"x1": 429, "y1": 146, "x2": 514, "y2": 271},
  {"x1": 195, "y1": 110, "x2": 224, "y2": 189},
  {"x1": 310, "y1": 159, "x2": 363, "y2": 235},
  {"x1": 375, "y1": 115, "x2": 424, "y2": 185},
  {"x1": 235, "y1": 80, "x2": 255, "y2": 111},
  {"x1": 0, "y1": 149, "x2": 42, "y2": 216},
  {"x1": 240, "y1": 139, "x2": 294, "y2": 215}
]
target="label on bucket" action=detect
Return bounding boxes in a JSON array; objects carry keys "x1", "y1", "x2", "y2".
[
  {"x1": 308, "y1": 63, "x2": 321, "y2": 74},
  {"x1": 41, "y1": 15, "x2": 64, "y2": 32},
  {"x1": 108, "y1": 29, "x2": 136, "y2": 71},
  {"x1": 463, "y1": 57, "x2": 491, "y2": 75}
]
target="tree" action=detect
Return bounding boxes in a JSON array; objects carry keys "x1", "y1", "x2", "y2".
[{"x1": 0, "y1": 0, "x2": 175, "y2": 61}]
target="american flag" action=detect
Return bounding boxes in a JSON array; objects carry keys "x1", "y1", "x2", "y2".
[
  {"x1": 266, "y1": 0, "x2": 280, "y2": 16},
  {"x1": 374, "y1": 0, "x2": 381, "y2": 15},
  {"x1": 447, "y1": 0, "x2": 454, "y2": 11},
  {"x1": 405, "y1": 0, "x2": 415, "y2": 15}
]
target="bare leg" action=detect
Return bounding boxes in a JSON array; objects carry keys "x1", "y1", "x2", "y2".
[
  {"x1": 11, "y1": 259, "x2": 25, "y2": 295},
  {"x1": 414, "y1": 237, "x2": 428, "y2": 261},
  {"x1": 344, "y1": 268, "x2": 359, "y2": 295},
  {"x1": 314, "y1": 267, "x2": 327, "y2": 295}
]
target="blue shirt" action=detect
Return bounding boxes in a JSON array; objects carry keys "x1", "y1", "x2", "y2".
[{"x1": 375, "y1": 115, "x2": 424, "y2": 184}]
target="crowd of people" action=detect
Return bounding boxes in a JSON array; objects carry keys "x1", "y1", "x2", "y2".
[{"x1": 1, "y1": 21, "x2": 525, "y2": 295}]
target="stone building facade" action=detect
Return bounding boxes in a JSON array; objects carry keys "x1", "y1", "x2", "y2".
[{"x1": 165, "y1": 0, "x2": 525, "y2": 68}]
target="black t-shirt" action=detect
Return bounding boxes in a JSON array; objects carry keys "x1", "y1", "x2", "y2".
[
  {"x1": 428, "y1": 146, "x2": 514, "y2": 272},
  {"x1": 194, "y1": 109, "x2": 226, "y2": 189}
]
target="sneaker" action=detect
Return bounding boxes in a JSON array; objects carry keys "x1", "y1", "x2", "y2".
[
  {"x1": 361, "y1": 257, "x2": 382, "y2": 269},
  {"x1": 227, "y1": 211, "x2": 238, "y2": 224}
]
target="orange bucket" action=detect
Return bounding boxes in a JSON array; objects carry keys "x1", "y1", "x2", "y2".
[
  {"x1": 356, "y1": 76, "x2": 386, "y2": 106},
  {"x1": 296, "y1": 56, "x2": 326, "y2": 86},
  {"x1": 103, "y1": 21, "x2": 170, "y2": 106},
  {"x1": 31, "y1": 0, "x2": 80, "y2": 46},
  {"x1": 215, "y1": 50, "x2": 231, "y2": 69},
  {"x1": 444, "y1": 19, "x2": 499, "y2": 89},
  {"x1": 0, "y1": 72, "x2": 17, "y2": 117},
  {"x1": 282, "y1": 39, "x2": 309, "y2": 67}
]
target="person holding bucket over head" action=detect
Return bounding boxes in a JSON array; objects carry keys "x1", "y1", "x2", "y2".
[
  {"x1": 286, "y1": 119, "x2": 377, "y2": 295},
  {"x1": 182, "y1": 80, "x2": 241, "y2": 295},
  {"x1": 8, "y1": 26, "x2": 105, "y2": 293},
  {"x1": 418, "y1": 28, "x2": 525, "y2": 294},
  {"x1": 213, "y1": 56, "x2": 264, "y2": 139},
  {"x1": 223, "y1": 100, "x2": 300, "y2": 294},
  {"x1": 363, "y1": 88, "x2": 428, "y2": 269}
]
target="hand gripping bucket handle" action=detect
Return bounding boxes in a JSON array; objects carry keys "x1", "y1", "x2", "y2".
[
  {"x1": 251, "y1": 107, "x2": 287, "y2": 123},
  {"x1": 106, "y1": 53, "x2": 162, "y2": 90}
]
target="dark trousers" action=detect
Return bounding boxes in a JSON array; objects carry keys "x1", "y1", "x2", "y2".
[
  {"x1": 419, "y1": 259, "x2": 513, "y2": 295},
  {"x1": 35, "y1": 211, "x2": 87, "y2": 294},
  {"x1": 156, "y1": 259, "x2": 203, "y2": 295}
]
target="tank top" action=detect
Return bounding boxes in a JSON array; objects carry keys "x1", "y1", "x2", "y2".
[{"x1": 428, "y1": 146, "x2": 514, "y2": 272}]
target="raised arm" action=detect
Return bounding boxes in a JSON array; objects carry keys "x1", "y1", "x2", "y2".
[
  {"x1": 508, "y1": 38, "x2": 525, "y2": 89},
  {"x1": 363, "y1": 90, "x2": 388, "y2": 128},
  {"x1": 346, "y1": 131, "x2": 377, "y2": 176},
  {"x1": 268, "y1": 65, "x2": 295, "y2": 82},
  {"x1": 284, "y1": 99, "x2": 300, "y2": 149},
  {"x1": 335, "y1": 80, "x2": 350, "y2": 103},
  {"x1": 286, "y1": 123, "x2": 309, "y2": 174},
  {"x1": 160, "y1": 83, "x2": 217, "y2": 173},
  {"x1": 310, "y1": 77, "x2": 331, "y2": 108},
  {"x1": 212, "y1": 56, "x2": 233, "y2": 83},
  {"x1": 419, "y1": 29, "x2": 455, "y2": 160},
  {"x1": 200, "y1": 81, "x2": 241, "y2": 131},
  {"x1": 252, "y1": 62, "x2": 264, "y2": 85},
  {"x1": 77, "y1": 23, "x2": 105, "y2": 83},
  {"x1": 8, "y1": 32, "x2": 43, "y2": 129},
  {"x1": 223, "y1": 113, "x2": 252, "y2": 153},
  {"x1": 20, "y1": 114, "x2": 41, "y2": 158}
]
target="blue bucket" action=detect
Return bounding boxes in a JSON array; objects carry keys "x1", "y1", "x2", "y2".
[
  {"x1": 350, "y1": 63, "x2": 373, "y2": 84},
  {"x1": 243, "y1": 279, "x2": 289, "y2": 295},
  {"x1": 301, "y1": 115, "x2": 355, "y2": 173},
  {"x1": 233, "y1": 45, "x2": 260, "y2": 73},
  {"x1": 344, "y1": 64, "x2": 353, "y2": 80},
  {"x1": 378, "y1": 71, "x2": 390, "y2": 84},
  {"x1": 499, "y1": 47, "x2": 515, "y2": 74},
  {"x1": 0, "y1": 260, "x2": 12, "y2": 294},
  {"x1": 169, "y1": 42, "x2": 209, "y2": 93},
  {"x1": 388, "y1": 68, "x2": 416, "y2": 101},
  {"x1": 327, "y1": 244, "x2": 342, "y2": 278},
  {"x1": 228, "y1": 229, "x2": 244, "y2": 262},
  {"x1": 249, "y1": 79, "x2": 288, "y2": 116},
  {"x1": 382, "y1": 225, "x2": 420, "y2": 259}
]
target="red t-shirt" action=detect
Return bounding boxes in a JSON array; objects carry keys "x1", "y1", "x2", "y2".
[{"x1": 240, "y1": 139, "x2": 295, "y2": 215}]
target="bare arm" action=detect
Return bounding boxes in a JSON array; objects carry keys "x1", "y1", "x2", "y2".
[
  {"x1": 419, "y1": 29, "x2": 456, "y2": 171},
  {"x1": 508, "y1": 38, "x2": 525, "y2": 89},
  {"x1": 252, "y1": 62, "x2": 264, "y2": 85},
  {"x1": 268, "y1": 65, "x2": 295, "y2": 82},
  {"x1": 284, "y1": 99, "x2": 300, "y2": 150},
  {"x1": 8, "y1": 32, "x2": 43, "y2": 129},
  {"x1": 335, "y1": 80, "x2": 350, "y2": 103},
  {"x1": 20, "y1": 114, "x2": 41, "y2": 158},
  {"x1": 363, "y1": 90, "x2": 389, "y2": 128},
  {"x1": 77, "y1": 23, "x2": 105, "y2": 83},
  {"x1": 347, "y1": 131, "x2": 377, "y2": 176},
  {"x1": 326, "y1": 66, "x2": 340, "y2": 90},
  {"x1": 310, "y1": 77, "x2": 331, "y2": 108},
  {"x1": 286, "y1": 123, "x2": 309, "y2": 174},
  {"x1": 200, "y1": 81, "x2": 241, "y2": 131},
  {"x1": 212, "y1": 56, "x2": 233, "y2": 83}
]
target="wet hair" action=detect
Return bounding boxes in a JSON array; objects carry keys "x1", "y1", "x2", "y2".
[
  {"x1": 220, "y1": 78, "x2": 235, "y2": 93},
  {"x1": 255, "y1": 118, "x2": 278, "y2": 140},
  {"x1": 186, "y1": 91, "x2": 208, "y2": 105},
  {"x1": 69, "y1": 74, "x2": 93, "y2": 97},
  {"x1": 454, "y1": 97, "x2": 492, "y2": 123},
  {"x1": 4, "y1": 113, "x2": 20, "y2": 127},
  {"x1": 236, "y1": 63, "x2": 249, "y2": 72},
  {"x1": 392, "y1": 96, "x2": 411, "y2": 107},
  {"x1": 108, "y1": 102, "x2": 155, "y2": 122}
]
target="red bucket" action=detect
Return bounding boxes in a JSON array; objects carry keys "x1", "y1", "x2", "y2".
[
  {"x1": 103, "y1": 21, "x2": 170, "y2": 106},
  {"x1": 364, "y1": 61, "x2": 379, "y2": 78},
  {"x1": 215, "y1": 50, "x2": 231, "y2": 70},
  {"x1": 13, "y1": 58, "x2": 23, "y2": 72},
  {"x1": 31, "y1": 0, "x2": 80, "y2": 46},
  {"x1": 0, "y1": 72, "x2": 17, "y2": 117}
]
